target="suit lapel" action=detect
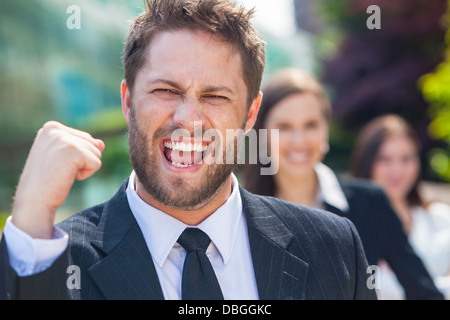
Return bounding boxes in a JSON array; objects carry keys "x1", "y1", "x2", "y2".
[
  {"x1": 87, "y1": 180, "x2": 164, "y2": 300},
  {"x1": 240, "y1": 187, "x2": 309, "y2": 300}
]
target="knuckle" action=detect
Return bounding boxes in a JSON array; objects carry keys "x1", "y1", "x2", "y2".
[
  {"x1": 42, "y1": 121, "x2": 60, "y2": 130},
  {"x1": 61, "y1": 140, "x2": 80, "y2": 156},
  {"x1": 94, "y1": 158, "x2": 102, "y2": 170},
  {"x1": 52, "y1": 135, "x2": 77, "y2": 154},
  {"x1": 40, "y1": 121, "x2": 63, "y2": 140}
]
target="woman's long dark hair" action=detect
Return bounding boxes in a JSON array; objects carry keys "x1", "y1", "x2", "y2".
[
  {"x1": 350, "y1": 114, "x2": 423, "y2": 207},
  {"x1": 243, "y1": 68, "x2": 331, "y2": 196}
]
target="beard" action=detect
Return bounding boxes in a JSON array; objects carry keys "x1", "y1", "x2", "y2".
[{"x1": 127, "y1": 108, "x2": 239, "y2": 211}]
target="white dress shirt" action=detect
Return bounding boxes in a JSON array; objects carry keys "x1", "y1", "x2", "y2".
[
  {"x1": 378, "y1": 202, "x2": 450, "y2": 300},
  {"x1": 126, "y1": 171, "x2": 259, "y2": 300},
  {"x1": 314, "y1": 162, "x2": 350, "y2": 212},
  {"x1": 3, "y1": 172, "x2": 259, "y2": 300}
]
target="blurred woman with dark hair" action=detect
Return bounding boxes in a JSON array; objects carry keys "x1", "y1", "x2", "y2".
[
  {"x1": 351, "y1": 114, "x2": 450, "y2": 299},
  {"x1": 243, "y1": 68, "x2": 444, "y2": 299}
]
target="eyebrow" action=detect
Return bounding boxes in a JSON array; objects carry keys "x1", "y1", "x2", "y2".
[
  {"x1": 202, "y1": 85, "x2": 235, "y2": 96},
  {"x1": 149, "y1": 78, "x2": 183, "y2": 90},
  {"x1": 148, "y1": 78, "x2": 235, "y2": 96}
]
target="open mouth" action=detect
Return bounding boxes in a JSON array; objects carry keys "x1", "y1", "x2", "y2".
[{"x1": 162, "y1": 140, "x2": 210, "y2": 168}]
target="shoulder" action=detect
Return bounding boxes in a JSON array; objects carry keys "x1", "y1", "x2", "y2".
[
  {"x1": 427, "y1": 201, "x2": 450, "y2": 214},
  {"x1": 423, "y1": 202, "x2": 450, "y2": 225},
  {"x1": 53, "y1": 201, "x2": 110, "y2": 279},
  {"x1": 337, "y1": 176, "x2": 387, "y2": 199},
  {"x1": 57, "y1": 178, "x2": 129, "y2": 233},
  {"x1": 57, "y1": 202, "x2": 106, "y2": 236},
  {"x1": 241, "y1": 189, "x2": 370, "y2": 297},
  {"x1": 335, "y1": 176, "x2": 395, "y2": 216},
  {"x1": 267, "y1": 194, "x2": 353, "y2": 229},
  {"x1": 240, "y1": 187, "x2": 359, "y2": 245}
]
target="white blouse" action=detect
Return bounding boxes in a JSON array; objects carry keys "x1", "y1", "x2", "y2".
[{"x1": 377, "y1": 202, "x2": 450, "y2": 299}]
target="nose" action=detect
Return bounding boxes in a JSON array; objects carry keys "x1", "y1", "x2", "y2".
[
  {"x1": 172, "y1": 96, "x2": 205, "y2": 134},
  {"x1": 390, "y1": 160, "x2": 407, "y2": 176},
  {"x1": 290, "y1": 129, "x2": 307, "y2": 147}
]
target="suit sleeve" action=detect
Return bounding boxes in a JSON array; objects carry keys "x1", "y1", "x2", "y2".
[
  {"x1": 345, "y1": 218, "x2": 378, "y2": 300},
  {"x1": 377, "y1": 191, "x2": 444, "y2": 300},
  {"x1": 0, "y1": 235, "x2": 69, "y2": 300}
]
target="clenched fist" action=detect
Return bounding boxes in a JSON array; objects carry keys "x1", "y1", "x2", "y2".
[{"x1": 11, "y1": 121, "x2": 105, "y2": 239}]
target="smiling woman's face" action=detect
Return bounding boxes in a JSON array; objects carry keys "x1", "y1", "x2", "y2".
[
  {"x1": 371, "y1": 134, "x2": 420, "y2": 202},
  {"x1": 264, "y1": 92, "x2": 329, "y2": 179}
]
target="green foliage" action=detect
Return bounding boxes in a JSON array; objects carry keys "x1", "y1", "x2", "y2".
[
  {"x1": 0, "y1": 1, "x2": 142, "y2": 212},
  {"x1": 79, "y1": 107, "x2": 127, "y2": 134},
  {"x1": 0, "y1": 211, "x2": 10, "y2": 233},
  {"x1": 78, "y1": 108, "x2": 131, "y2": 180},
  {"x1": 420, "y1": 1, "x2": 450, "y2": 180},
  {"x1": 320, "y1": 0, "x2": 448, "y2": 178},
  {"x1": 320, "y1": 0, "x2": 366, "y2": 31}
]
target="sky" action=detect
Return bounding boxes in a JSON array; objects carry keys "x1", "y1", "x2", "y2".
[
  {"x1": 51, "y1": 0, "x2": 298, "y2": 39},
  {"x1": 237, "y1": 0, "x2": 297, "y2": 38}
]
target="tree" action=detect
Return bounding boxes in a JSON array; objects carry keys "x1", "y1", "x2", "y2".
[
  {"x1": 0, "y1": 0, "x2": 140, "y2": 213},
  {"x1": 320, "y1": 0, "x2": 448, "y2": 177},
  {"x1": 420, "y1": 0, "x2": 450, "y2": 181}
]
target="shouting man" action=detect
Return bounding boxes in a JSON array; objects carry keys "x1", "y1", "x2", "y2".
[{"x1": 1, "y1": 0, "x2": 376, "y2": 300}]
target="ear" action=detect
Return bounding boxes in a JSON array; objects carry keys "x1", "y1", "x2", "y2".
[
  {"x1": 121, "y1": 80, "x2": 131, "y2": 124},
  {"x1": 243, "y1": 91, "x2": 263, "y2": 134}
]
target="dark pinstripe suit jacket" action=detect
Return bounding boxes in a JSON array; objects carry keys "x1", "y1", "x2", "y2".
[{"x1": 0, "y1": 180, "x2": 377, "y2": 300}]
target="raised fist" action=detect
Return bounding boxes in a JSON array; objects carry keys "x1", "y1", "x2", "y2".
[{"x1": 11, "y1": 121, "x2": 105, "y2": 239}]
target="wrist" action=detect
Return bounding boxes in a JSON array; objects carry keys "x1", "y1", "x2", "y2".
[{"x1": 11, "y1": 201, "x2": 56, "y2": 240}]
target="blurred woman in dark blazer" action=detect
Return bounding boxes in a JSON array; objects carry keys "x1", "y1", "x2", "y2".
[
  {"x1": 350, "y1": 114, "x2": 450, "y2": 299},
  {"x1": 243, "y1": 68, "x2": 444, "y2": 299}
]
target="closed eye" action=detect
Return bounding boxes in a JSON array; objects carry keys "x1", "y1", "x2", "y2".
[
  {"x1": 202, "y1": 95, "x2": 230, "y2": 105},
  {"x1": 305, "y1": 120, "x2": 319, "y2": 130},
  {"x1": 276, "y1": 123, "x2": 292, "y2": 131},
  {"x1": 151, "y1": 88, "x2": 180, "y2": 100}
]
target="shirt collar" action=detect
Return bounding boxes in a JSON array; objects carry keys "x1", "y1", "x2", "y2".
[
  {"x1": 315, "y1": 162, "x2": 349, "y2": 212},
  {"x1": 126, "y1": 171, "x2": 242, "y2": 267}
]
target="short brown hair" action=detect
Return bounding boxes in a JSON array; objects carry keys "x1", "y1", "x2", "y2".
[
  {"x1": 123, "y1": 0, "x2": 266, "y2": 107},
  {"x1": 258, "y1": 68, "x2": 332, "y2": 127}
]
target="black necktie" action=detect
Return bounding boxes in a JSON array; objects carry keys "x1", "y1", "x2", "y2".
[{"x1": 177, "y1": 228, "x2": 224, "y2": 300}]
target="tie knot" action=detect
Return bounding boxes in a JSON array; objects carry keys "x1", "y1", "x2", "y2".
[{"x1": 178, "y1": 228, "x2": 211, "y2": 253}]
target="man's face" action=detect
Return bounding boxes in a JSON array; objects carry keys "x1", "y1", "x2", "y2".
[{"x1": 122, "y1": 29, "x2": 259, "y2": 210}]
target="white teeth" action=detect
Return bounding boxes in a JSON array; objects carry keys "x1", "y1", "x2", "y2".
[
  {"x1": 164, "y1": 141, "x2": 207, "y2": 152},
  {"x1": 163, "y1": 141, "x2": 207, "y2": 168},
  {"x1": 171, "y1": 162, "x2": 193, "y2": 168}
]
